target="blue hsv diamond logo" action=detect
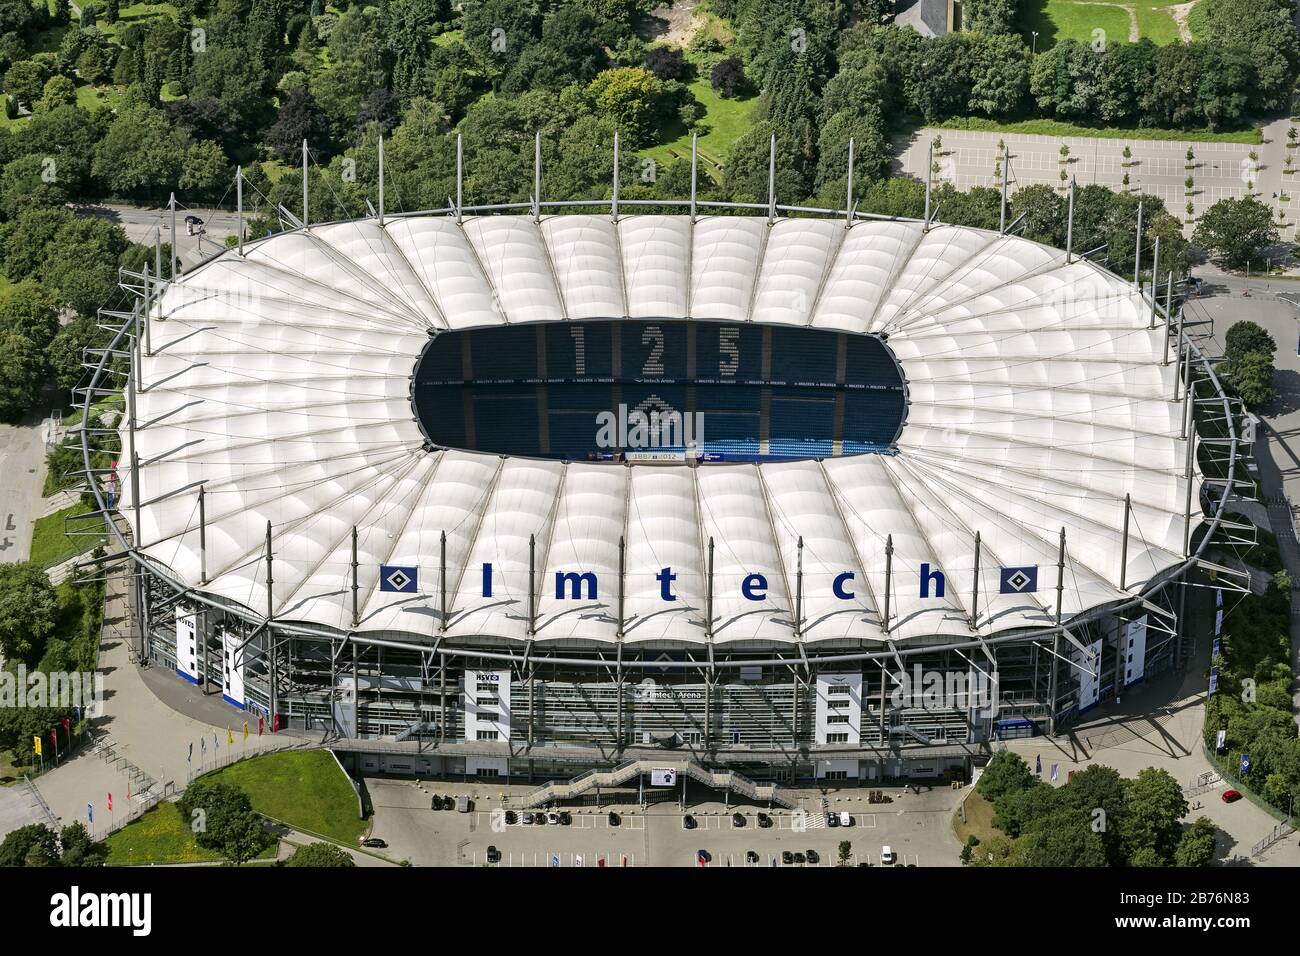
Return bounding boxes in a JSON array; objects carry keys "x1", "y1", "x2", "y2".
[
  {"x1": 999, "y1": 566, "x2": 1038, "y2": 594},
  {"x1": 380, "y1": 565, "x2": 418, "y2": 593}
]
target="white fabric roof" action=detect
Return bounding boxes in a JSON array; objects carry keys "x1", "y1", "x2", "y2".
[{"x1": 120, "y1": 214, "x2": 1200, "y2": 648}]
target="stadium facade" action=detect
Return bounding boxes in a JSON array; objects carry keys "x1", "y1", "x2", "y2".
[{"x1": 80, "y1": 176, "x2": 1244, "y2": 787}]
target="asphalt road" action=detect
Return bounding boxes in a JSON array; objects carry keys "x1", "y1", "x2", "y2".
[
  {"x1": 0, "y1": 392, "x2": 59, "y2": 565},
  {"x1": 896, "y1": 117, "x2": 1295, "y2": 243},
  {"x1": 73, "y1": 202, "x2": 241, "y2": 269}
]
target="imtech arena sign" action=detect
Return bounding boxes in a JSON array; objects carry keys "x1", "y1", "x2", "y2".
[{"x1": 379, "y1": 562, "x2": 1044, "y2": 600}]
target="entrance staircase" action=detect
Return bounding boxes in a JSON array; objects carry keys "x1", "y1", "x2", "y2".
[{"x1": 508, "y1": 758, "x2": 798, "y2": 810}]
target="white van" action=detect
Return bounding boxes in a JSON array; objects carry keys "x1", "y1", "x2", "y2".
[
  {"x1": 880, "y1": 845, "x2": 896, "y2": 865},
  {"x1": 839, "y1": 811, "x2": 852, "y2": 827}
]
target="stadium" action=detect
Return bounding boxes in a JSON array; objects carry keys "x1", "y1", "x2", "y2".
[{"x1": 79, "y1": 149, "x2": 1243, "y2": 791}]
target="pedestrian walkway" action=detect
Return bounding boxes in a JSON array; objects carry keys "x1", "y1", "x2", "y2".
[{"x1": 25, "y1": 567, "x2": 292, "y2": 841}]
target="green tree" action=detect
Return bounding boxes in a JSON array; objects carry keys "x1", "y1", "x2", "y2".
[
  {"x1": 58, "y1": 822, "x2": 106, "y2": 866},
  {"x1": 0, "y1": 562, "x2": 59, "y2": 661},
  {"x1": 0, "y1": 279, "x2": 60, "y2": 350},
  {"x1": 1224, "y1": 320, "x2": 1277, "y2": 363},
  {"x1": 0, "y1": 330, "x2": 44, "y2": 423},
  {"x1": 1192, "y1": 196, "x2": 1277, "y2": 268},
  {"x1": 1173, "y1": 818, "x2": 1218, "y2": 866},
  {"x1": 4, "y1": 59, "x2": 50, "y2": 108},
  {"x1": 91, "y1": 106, "x2": 186, "y2": 197},
  {"x1": 178, "y1": 781, "x2": 267, "y2": 864},
  {"x1": 180, "y1": 139, "x2": 230, "y2": 196},
  {"x1": 1120, "y1": 767, "x2": 1189, "y2": 866},
  {"x1": 1009, "y1": 183, "x2": 1066, "y2": 246},
  {"x1": 285, "y1": 841, "x2": 356, "y2": 866},
  {"x1": 1222, "y1": 350, "x2": 1277, "y2": 409},
  {"x1": 0, "y1": 824, "x2": 60, "y2": 867},
  {"x1": 724, "y1": 120, "x2": 809, "y2": 204},
  {"x1": 35, "y1": 75, "x2": 77, "y2": 113},
  {"x1": 976, "y1": 750, "x2": 1035, "y2": 803},
  {"x1": 585, "y1": 67, "x2": 665, "y2": 149}
]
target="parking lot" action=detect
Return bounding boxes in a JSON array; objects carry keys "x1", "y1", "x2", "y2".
[{"x1": 363, "y1": 777, "x2": 962, "y2": 867}]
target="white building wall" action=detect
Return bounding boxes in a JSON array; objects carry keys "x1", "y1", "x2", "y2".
[
  {"x1": 814, "y1": 673, "x2": 863, "y2": 746},
  {"x1": 463, "y1": 669, "x2": 511, "y2": 742}
]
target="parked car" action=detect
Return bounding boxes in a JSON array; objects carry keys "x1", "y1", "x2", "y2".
[
  {"x1": 535, "y1": 813, "x2": 547, "y2": 825},
  {"x1": 558, "y1": 811, "x2": 572, "y2": 826},
  {"x1": 522, "y1": 812, "x2": 535, "y2": 825},
  {"x1": 839, "y1": 811, "x2": 852, "y2": 827},
  {"x1": 504, "y1": 810, "x2": 517, "y2": 825},
  {"x1": 826, "y1": 812, "x2": 839, "y2": 828},
  {"x1": 732, "y1": 812, "x2": 745, "y2": 827},
  {"x1": 806, "y1": 849, "x2": 820, "y2": 864},
  {"x1": 361, "y1": 837, "x2": 386, "y2": 848},
  {"x1": 793, "y1": 852, "x2": 806, "y2": 865},
  {"x1": 184, "y1": 214, "x2": 204, "y2": 236},
  {"x1": 430, "y1": 796, "x2": 440, "y2": 810},
  {"x1": 880, "y1": 845, "x2": 896, "y2": 865},
  {"x1": 757, "y1": 812, "x2": 772, "y2": 828},
  {"x1": 697, "y1": 849, "x2": 711, "y2": 865},
  {"x1": 781, "y1": 850, "x2": 794, "y2": 865},
  {"x1": 608, "y1": 811, "x2": 621, "y2": 826},
  {"x1": 547, "y1": 811, "x2": 559, "y2": 825},
  {"x1": 745, "y1": 850, "x2": 760, "y2": 864},
  {"x1": 683, "y1": 814, "x2": 697, "y2": 829},
  {"x1": 486, "y1": 845, "x2": 501, "y2": 863},
  {"x1": 1221, "y1": 789, "x2": 1243, "y2": 804}
]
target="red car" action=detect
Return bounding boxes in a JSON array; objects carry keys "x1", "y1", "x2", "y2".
[{"x1": 1221, "y1": 789, "x2": 1243, "y2": 803}]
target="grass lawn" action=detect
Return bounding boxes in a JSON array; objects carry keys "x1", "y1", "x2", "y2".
[
  {"x1": 74, "y1": 83, "x2": 124, "y2": 113},
  {"x1": 104, "y1": 800, "x2": 278, "y2": 865},
  {"x1": 952, "y1": 789, "x2": 1001, "y2": 846},
  {"x1": 202, "y1": 749, "x2": 365, "y2": 845},
  {"x1": 95, "y1": 3, "x2": 180, "y2": 40},
  {"x1": 644, "y1": 79, "x2": 758, "y2": 184},
  {"x1": 1020, "y1": 0, "x2": 1191, "y2": 49},
  {"x1": 0, "y1": 750, "x2": 26, "y2": 786},
  {"x1": 935, "y1": 115, "x2": 1262, "y2": 144},
  {"x1": 29, "y1": 500, "x2": 105, "y2": 570}
]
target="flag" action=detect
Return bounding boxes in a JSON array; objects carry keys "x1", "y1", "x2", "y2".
[
  {"x1": 213, "y1": 732, "x2": 219, "y2": 750},
  {"x1": 1241, "y1": 753, "x2": 1252, "y2": 775},
  {"x1": 228, "y1": 728, "x2": 235, "y2": 745},
  {"x1": 33, "y1": 736, "x2": 41, "y2": 757},
  {"x1": 87, "y1": 804, "x2": 93, "y2": 824},
  {"x1": 187, "y1": 742, "x2": 193, "y2": 763},
  {"x1": 575, "y1": 854, "x2": 584, "y2": 867},
  {"x1": 127, "y1": 781, "x2": 131, "y2": 801},
  {"x1": 49, "y1": 730, "x2": 57, "y2": 748},
  {"x1": 1050, "y1": 763, "x2": 1059, "y2": 782},
  {"x1": 597, "y1": 857, "x2": 606, "y2": 867},
  {"x1": 201, "y1": 737, "x2": 206, "y2": 754},
  {"x1": 62, "y1": 717, "x2": 70, "y2": 733},
  {"x1": 273, "y1": 714, "x2": 280, "y2": 733},
  {"x1": 621, "y1": 854, "x2": 627, "y2": 867},
  {"x1": 550, "y1": 854, "x2": 560, "y2": 867},
  {"x1": 999, "y1": 566, "x2": 1039, "y2": 594},
  {"x1": 242, "y1": 721, "x2": 249, "y2": 741},
  {"x1": 73, "y1": 705, "x2": 80, "y2": 722},
  {"x1": 258, "y1": 717, "x2": 264, "y2": 736},
  {"x1": 1035, "y1": 754, "x2": 1042, "y2": 776},
  {"x1": 379, "y1": 564, "x2": 418, "y2": 593},
  {"x1": 107, "y1": 793, "x2": 113, "y2": 812}
]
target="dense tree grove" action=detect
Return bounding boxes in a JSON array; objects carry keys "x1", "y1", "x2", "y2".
[
  {"x1": 0, "y1": 0, "x2": 1285, "y2": 426},
  {"x1": 968, "y1": 752, "x2": 1217, "y2": 867}
]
